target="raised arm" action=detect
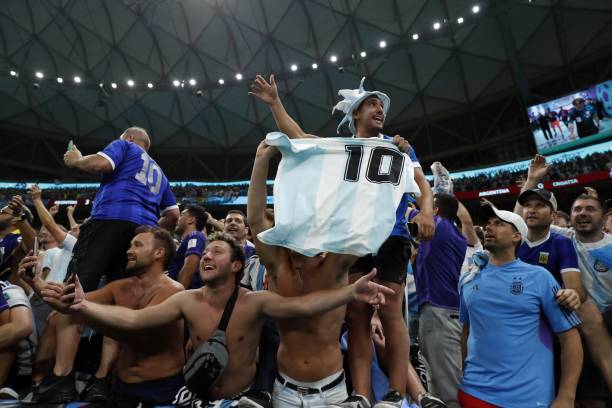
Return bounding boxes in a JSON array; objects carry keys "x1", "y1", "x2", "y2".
[
  {"x1": 247, "y1": 141, "x2": 282, "y2": 267},
  {"x1": 43, "y1": 276, "x2": 185, "y2": 335},
  {"x1": 30, "y1": 185, "x2": 68, "y2": 244},
  {"x1": 249, "y1": 75, "x2": 317, "y2": 139},
  {"x1": 63, "y1": 144, "x2": 113, "y2": 174},
  {"x1": 513, "y1": 154, "x2": 550, "y2": 214},
  {"x1": 205, "y1": 213, "x2": 225, "y2": 232},
  {"x1": 456, "y1": 200, "x2": 480, "y2": 246},
  {"x1": 254, "y1": 269, "x2": 393, "y2": 319},
  {"x1": 412, "y1": 167, "x2": 435, "y2": 241},
  {"x1": 66, "y1": 206, "x2": 78, "y2": 230}
]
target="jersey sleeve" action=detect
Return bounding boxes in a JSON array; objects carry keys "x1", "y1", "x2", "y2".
[
  {"x1": 60, "y1": 234, "x2": 77, "y2": 252},
  {"x1": 549, "y1": 225, "x2": 574, "y2": 239},
  {"x1": 539, "y1": 273, "x2": 581, "y2": 333},
  {"x1": 3, "y1": 285, "x2": 31, "y2": 309},
  {"x1": 97, "y1": 140, "x2": 129, "y2": 171},
  {"x1": 41, "y1": 250, "x2": 55, "y2": 270},
  {"x1": 159, "y1": 183, "x2": 178, "y2": 213},
  {"x1": 557, "y1": 237, "x2": 580, "y2": 274},
  {"x1": 184, "y1": 233, "x2": 205, "y2": 258}
]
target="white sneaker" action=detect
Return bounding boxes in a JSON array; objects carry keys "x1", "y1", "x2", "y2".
[
  {"x1": 329, "y1": 394, "x2": 372, "y2": 408},
  {"x1": 0, "y1": 387, "x2": 19, "y2": 400}
]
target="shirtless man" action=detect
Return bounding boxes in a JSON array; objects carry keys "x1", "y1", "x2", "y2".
[
  {"x1": 20, "y1": 226, "x2": 185, "y2": 406},
  {"x1": 247, "y1": 141, "x2": 372, "y2": 407},
  {"x1": 42, "y1": 231, "x2": 392, "y2": 407},
  {"x1": 250, "y1": 75, "x2": 434, "y2": 408}
]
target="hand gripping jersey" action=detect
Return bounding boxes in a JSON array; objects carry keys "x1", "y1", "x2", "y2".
[{"x1": 257, "y1": 133, "x2": 420, "y2": 257}]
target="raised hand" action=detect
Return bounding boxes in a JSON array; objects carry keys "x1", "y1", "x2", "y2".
[
  {"x1": 17, "y1": 251, "x2": 45, "y2": 292},
  {"x1": 66, "y1": 205, "x2": 75, "y2": 215},
  {"x1": 63, "y1": 144, "x2": 82, "y2": 168},
  {"x1": 527, "y1": 154, "x2": 550, "y2": 182},
  {"x1": 255, "y1": 140, "x2": 279, "y2": 160},
  {"x1": 392, "y1": 134, "x2": 412, "y2": 155},
  {"x1": 49, "y1": 205, "x2": 59, "y2": 217},
  {"x1": 352, "y1": 269, "x2": 395, "y2": 307},
  {"x1": 249, "y1": 74, "x2": 279, "y2": 106},
  {"x1": 29, "y1": 184, "x2": 42, "y2": 201}
]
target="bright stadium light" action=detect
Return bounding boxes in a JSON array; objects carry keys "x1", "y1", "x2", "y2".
[
  {"x1": 173, "y1": 79, "x2": 180, "y2": 87},
  {"x1": 360, "y1": 51, "x2": 367, "y2": 58},
  {"x1": 147, "y1": 82, "x2": 154, "y2": 89},
  {"x1": 35, "y1": 71, "x2": 44, "y2": 79},
  {"x1": 111, "y1": 82, "x2": 118, "y2": 89},
  {"x1": 218, "y1": 78, "x2": 225, "y2": 85},
  {"x1": 472, "y1": 5, "x2": 480, "y2": 13},
  {"x1": 330, "y1": 55, "x2": 338, "y2": 63},
  {"x1": 189, "y1": 78, "x2": 197, "y2": 86},
  {"x1": 412, "y1": 33, "x2": 419, "y2": 40},
  {"x1": 379, "y1": 40, "x2": 387, "y2": 48},
  {"x1": 433, "y1": 22, "x2": 441, "y2": 30},
  {"x1": 311, "y1": 63, "x2": 318, "y2": 69},
  {"x1": 457, "y1": 17, "x2": 464, "y2": 24},
  {"x1": 57, "y1": 77, "x2": 64, "y2": 83},
  {"x1": 127, "y1": 79, "x2": 135, "y2": 87},
  {"x1": 235, "y1": 73, "x2": 243, "y2": 80},
  {"x1": 290, "y1": 64, "x2": 298, "y2": 72},
  {"x1": 9, "y1": 70, "x2": 17, "y2": 77},
  {"x1": 73, "y1": 76, "x2": 82, "y2": 84}
]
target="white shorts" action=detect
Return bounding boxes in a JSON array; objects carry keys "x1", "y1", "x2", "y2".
[{"x1": 273, "y1": 370, "x2": 348, "y2": 408}]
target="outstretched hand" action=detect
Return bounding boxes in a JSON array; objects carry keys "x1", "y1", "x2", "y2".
[
  {"x1": 392, "y1": 135, "x2": 412, "y2": 155},
  {"x1": 249, "y1": 74, "x2": 279, "y2": 106},
  {"x1": 352, "y1": 269, "x2": 395, "y2": 307}
]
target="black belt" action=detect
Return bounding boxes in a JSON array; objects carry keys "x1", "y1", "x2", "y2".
[{"x1": 276, "y1": 371, "x2": 345, "y2": 395}]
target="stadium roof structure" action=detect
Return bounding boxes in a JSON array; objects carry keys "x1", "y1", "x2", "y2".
[{"x1": 1, "y1": 0, "x2": 611, "y2": 181}]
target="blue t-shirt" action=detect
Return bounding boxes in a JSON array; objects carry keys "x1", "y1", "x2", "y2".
[
  {"x1": 244, "y1": 241, "x2": 257, "y2": 260},
  {"x1": 459, "y1": 259, "x2": 580, "y2": 407},
  {"x1": 517, "y1": 231, "x2": 580, "y2": 286},
  {"x1": 380, "y1": 135, "x2": 421, "y2": 238},
  {"x1": 0, "y1": 233, "x2": 21, "y2": 273},
  {"x1": 92, "y1": 140, "x2": 177, "y2": 226},
  {"x1": 409, "y1": 211, "x2": 467, "y2": 309},
  {"x1": 168, "y1": 231, "x2": 206, "y2": 289}
]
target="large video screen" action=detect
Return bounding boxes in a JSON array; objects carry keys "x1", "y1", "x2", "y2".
[{"x1": 527, "y1": 79, "x2": 612, "y2": 154}]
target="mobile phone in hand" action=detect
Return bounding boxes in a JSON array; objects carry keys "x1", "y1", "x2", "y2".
[
  {"x1": 26, "y1": 237, "x2": 39, "y2": 277},
  {"x1": 407, "y1": 222, "x2": 419, "y2": 238},
  {"x1": 67, "y1": 140, "x2": 74, "y2": 151}
]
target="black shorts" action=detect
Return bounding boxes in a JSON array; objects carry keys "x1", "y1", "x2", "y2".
[
  {"x1": 67, "y1": 219, "x2": 140, "y2": 292},
  {"x1": 349, "y1": 236, "x2": 410, "y2": 284}
]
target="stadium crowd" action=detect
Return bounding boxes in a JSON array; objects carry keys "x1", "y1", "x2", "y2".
[
  {"x1": 0, "y1": 74, "x2": 610, "y2": 408},
  {"x1": 1, "y1": 150, "x2": 610, "y2": 207}
]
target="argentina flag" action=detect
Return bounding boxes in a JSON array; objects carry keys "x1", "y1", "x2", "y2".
[{"x1": 257, "y1": 132, "x2": 420, "y2": 257}]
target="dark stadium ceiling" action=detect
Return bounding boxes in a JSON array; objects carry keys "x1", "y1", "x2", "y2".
[{"x1": 1, "y1": 0, "x2": 612, "y2": 180}]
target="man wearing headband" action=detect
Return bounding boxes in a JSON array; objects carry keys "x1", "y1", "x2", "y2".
[{"x1": 251, "y1": 75, "x2": 435, "y2": 408}]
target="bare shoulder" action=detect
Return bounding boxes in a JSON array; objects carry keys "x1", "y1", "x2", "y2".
[{"x1": 163, "y1": 275, "x2": 186, "y2": 293}]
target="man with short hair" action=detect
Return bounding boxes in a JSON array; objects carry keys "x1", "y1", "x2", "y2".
[
  {"x1": 43, "y1": 127, "x2": 180, "y2": 402},
  {"x1": 22, "y1": 226, "x2": 186, "y2": 406},
  {"x1": 515, "y1": 187, "x2": 584, "y2": 310},
  {"x1": 568, "y1": 97, "x2": 600, "y2": 139},
  {"x1": 169, "y1": 205, "x2": 208, "y2": 289},
  {"x1": 42, "y1": 231, "x2": 392, "y2": 407},
  {"x1": 458, "y1": 203, "x2": 582, "y2": 407},
  {"x1": 0, "y1": 196, "x2": 36, "y2": 283},
  {"x1": 208, "y1": 210, "x2": 257, "y2": 260},
  {"x1": 553, "y1": 211, "x2": 571, "y2": 228},
  {"x1": 251, "y1": 75, "x2": 434, "y2": 408},
  {"x1": 515, "y1": 157, "x2": 612, "y2": 396}
]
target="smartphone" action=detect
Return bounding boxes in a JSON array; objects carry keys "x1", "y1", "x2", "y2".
[
  {"x1": 27, "y1": 237, "x2": 39, "y2": 277},
  {"x1": 407, "y1": 222, "x2": 419, "y2": 238},
  {"x1": 67, "y1": 140, "x2": 74, "y2": 151}
]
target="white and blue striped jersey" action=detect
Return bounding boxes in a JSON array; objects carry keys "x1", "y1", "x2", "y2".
[
  {"x1": 551, "y1": 226, "x2": 612, "y2": 311},
  {"x1": 257, "y1": 132, "x2": 420, "y2": 257}
]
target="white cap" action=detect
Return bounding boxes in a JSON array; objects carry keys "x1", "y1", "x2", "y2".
[
  {"x1": 332, "y1": 77, "x2": 390, "y2": 134},
  {"x1": 480, "y1": 203, "x2": 528, "y2": 243}
]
